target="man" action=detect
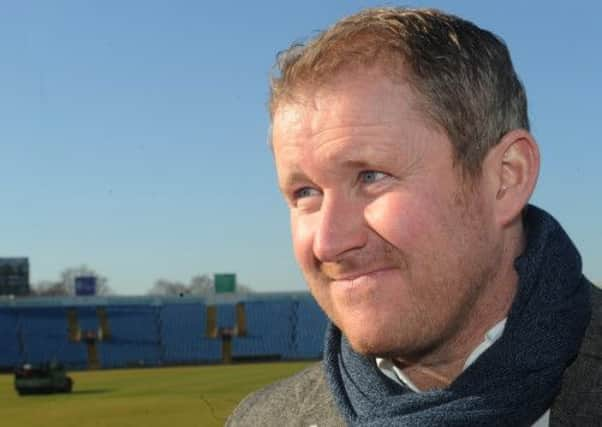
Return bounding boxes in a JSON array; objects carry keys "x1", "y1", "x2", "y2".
[{"x1": 228, "y1": 7, "x2": 601, "y2": 426}]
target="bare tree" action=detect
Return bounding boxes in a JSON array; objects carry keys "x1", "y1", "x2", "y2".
[
  {"x1": 31, "y1": 280, "x2": 69, "y2": 296},
  {"x1": 147, "y1": 274, "x2": 254, "y2": 296},
  {"x1": 236, "y1": 283, "x2": 254, "y2": 295},
  {"x1": 148, "y1": 279, "x2": 189, "y2": 296},
  {"x1": 189, "y1": 274, "x2": 214, "y2": 297},
  {"x1": 32, "y1": 265, "x2": 112, "y2": 296}
]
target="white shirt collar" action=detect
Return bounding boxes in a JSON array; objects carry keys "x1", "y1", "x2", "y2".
[{"x1": 375, "y1": 318, "x2": 507, "y2": 392}]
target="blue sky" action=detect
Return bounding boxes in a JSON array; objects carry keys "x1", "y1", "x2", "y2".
[{"x1": 1, "y1": 1, "x2": 600, "y2": 294}]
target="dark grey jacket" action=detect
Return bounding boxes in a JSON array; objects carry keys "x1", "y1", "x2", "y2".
[{"x1": 227, "y1": 285, "x2": 602, "y2": 427}]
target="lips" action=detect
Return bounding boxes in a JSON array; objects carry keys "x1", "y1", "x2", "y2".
[
  {"x1": 326, "y1": 267, "x2": 401, "y2": 307},
  {"x1": 328, "y1": 266, "x2": 398, "y2": 282}
]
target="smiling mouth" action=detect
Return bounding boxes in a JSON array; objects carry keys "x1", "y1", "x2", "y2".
[{"x1": 330, "y1": 267, "x2": 397, "y2": 282}]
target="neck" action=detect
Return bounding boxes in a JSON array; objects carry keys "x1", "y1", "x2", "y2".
[{"x1": 394, "y1": 222, "x2": 525, "y2": 391}]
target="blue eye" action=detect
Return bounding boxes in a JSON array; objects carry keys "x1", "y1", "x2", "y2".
[
  {"x1": 294, "y1": 187, "x2": 318, "y2": 199},
  {"x1": 359, "y1": 171, "x2": 386, "y2": 183}
]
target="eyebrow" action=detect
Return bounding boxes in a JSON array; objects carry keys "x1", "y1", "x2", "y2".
[
  {"x1": 279, "y1": 170, "x2": 309, "y2": 192},
  {"x1": 341, "y1": 159, "x2": 375, "y2": 170}
]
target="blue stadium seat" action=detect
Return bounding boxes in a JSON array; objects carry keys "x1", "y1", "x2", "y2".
[
  {"x1": 19, "y1": 307, "x2": 87, "y2": 368},
  {"x1": 216, "y1": 304, "x2": 236, "y2": 329},
  {"x1": 232, "y1": 300, "x2": 294, "y2": 358},
  {"x1": 0, "y1": 309, "x2": 21, "y2": 368},
  {"x1": 77, "y1": 306, "x2": 99, "y2": 332},
  {"x1": 160, "y1": 303, "x2": 221, "y2": 363},
  {"x1": 1, "y1": 296, "x2": 327, "y2": 369},
  {"x1": 98, "y1": 305, "x2": 161, "y2": 368},
  {"x1": 104, "y1": 305, "x2": 160, "y2": 344},
  {"x1": 289, "y1": 299, "x2": 328, "y2": 359},
  {"x1": 99, "y1": 341, "x2": 162, "y2": 368}
]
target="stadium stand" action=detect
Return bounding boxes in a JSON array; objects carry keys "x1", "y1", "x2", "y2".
[
  {"x1": 19, "y1": 307, "x2": 87, "y2": 368},
  {"x1": 0, "y1": 293, "x2": 327, "y2": 370},
  {"x1": 232, "y1": 300, "x2": 294, "y2": 359},
  {"x1": 0, "y1": 308, "x2": 21, "y2": 368},
  {"x1": 98, "y1": 305, "x2": 162, "y2": 368},
  {"x1": 77, "y1": 306, "x2": 100, "y2": 333},
  {"x1": 160, "y1": 303, "x2": 221, "y2": 364},
  {"x1": 289, "y1": 299, "x2": 328, "y2": 359},
  {"x1": 216, "y1": 304, "x2": 236, "y2": 329}
]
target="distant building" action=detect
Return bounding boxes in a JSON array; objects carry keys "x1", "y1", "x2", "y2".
[{"x1": 0, "y1": 257, "x2": 30, "y2": 296}]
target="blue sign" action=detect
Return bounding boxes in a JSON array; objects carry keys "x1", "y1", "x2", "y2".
[{"x1": 75, "y1": 276, "x2": 97, "y2": 296}]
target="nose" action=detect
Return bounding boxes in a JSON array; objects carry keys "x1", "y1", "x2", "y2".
[{"x1": 312, "y1": 193, "x2": 367, "y2": 262}]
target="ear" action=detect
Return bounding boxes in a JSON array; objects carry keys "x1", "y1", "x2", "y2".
[{"x1": 483, "y1": 129, "x2": 540, "y2": 227}]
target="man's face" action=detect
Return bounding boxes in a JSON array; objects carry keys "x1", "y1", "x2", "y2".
[{"x1": 272, "y1": 69, "x2": 501, "y2": 360}]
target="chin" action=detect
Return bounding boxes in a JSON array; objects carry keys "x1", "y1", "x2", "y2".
[
  {"x1": 339, "y1": 315, "x2": 433, "y2": 359},
  {"x1": 338, "y1": 320, "x2": 398, "y2": 356},
  {"x1": 345, "y1": 334, "x2": 397, "y2": 357}
]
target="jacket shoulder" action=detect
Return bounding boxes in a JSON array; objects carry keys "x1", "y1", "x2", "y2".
[
  {"x1": 551, "y1": 283, "x2": 602, "y2": 426},
  {"x1": 226, "y1": 362, "x2": 344, "y2": 427}
]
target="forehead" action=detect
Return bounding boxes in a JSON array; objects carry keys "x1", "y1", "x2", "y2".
[
  {"x1": 270, "y1": 70, "x2": 461, "y2": 194},
  {"x1": 271, "y1": 68, "x2": 430, "y2": 155},
  {"x1": 272, "y1": 68, "x2": 439, "y2": 163}
]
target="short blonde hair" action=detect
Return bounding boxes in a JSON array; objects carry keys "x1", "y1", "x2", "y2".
[{"x1": 270, "y1": 7, "x2": 529, "y2": 176}]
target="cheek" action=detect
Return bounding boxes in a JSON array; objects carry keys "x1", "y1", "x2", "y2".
[
  {"x1": 364, "y1": 193, "x2": 427, "y2": 248},
  {"x1": 290, "y1": 213, "x2": 316, "y2": 268}
]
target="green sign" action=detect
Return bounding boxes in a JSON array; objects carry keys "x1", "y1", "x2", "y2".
[{"x1": 214, "y1": 273, "x2": 236, "y2": 293}]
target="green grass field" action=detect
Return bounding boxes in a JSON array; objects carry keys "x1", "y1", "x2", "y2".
[{"x1": 0, "y1": 361, "x2": 314, "y2": 427}]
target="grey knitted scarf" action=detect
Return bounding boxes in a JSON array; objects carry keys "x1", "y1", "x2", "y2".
[{"x1": 324, "y1": 205, "x2": 592, "y2": 426}]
